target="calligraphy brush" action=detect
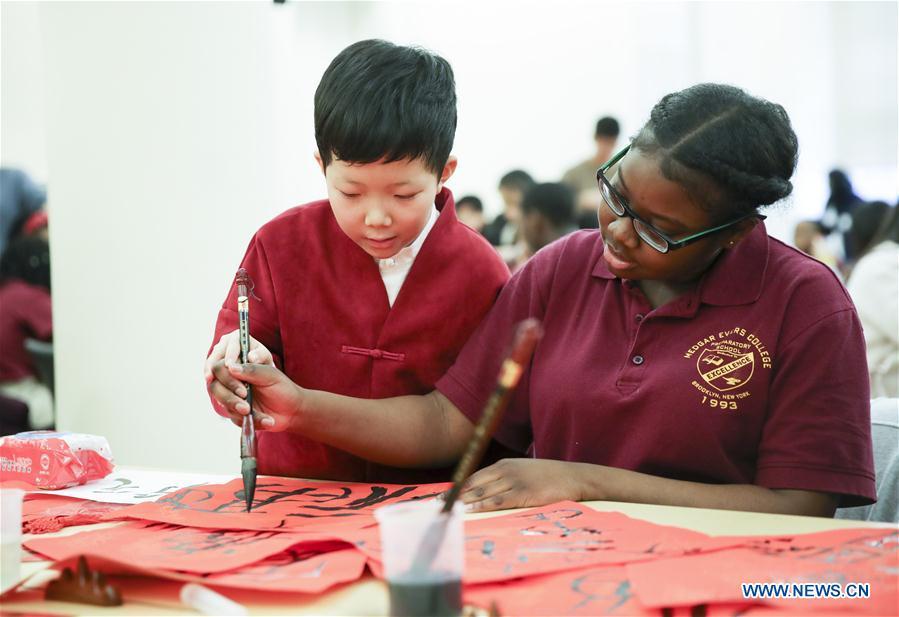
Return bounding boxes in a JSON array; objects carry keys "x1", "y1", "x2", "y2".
[
  {"x1": 235, "y1": 269, "x2": 257, "y2": 513},
  {"x1": 409, "y1": 318, "x2": 543, "y2": 575}
]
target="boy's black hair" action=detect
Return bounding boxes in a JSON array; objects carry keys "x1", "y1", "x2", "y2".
[
  {"x1": 595, "y1": 116, "x2": 620, "y2": 139},
  {"x1": 633, "y1": 83, "x2": 798, "y2": 222},
  {"x1": 314, "y1": 39, "x2": 456, "y2": 176},
  {"x1": 521, "y1": 183, "x2": 576, "y2": 229},
  {"x1": 498, "y1": 170, "x2": 536, "y2": 194},
  {"x1": 0, "y1": 235, "x2": 51, "y2": 291},
  {"x1": 456, "y1": 195, "x2": 483, "y2": 213}
]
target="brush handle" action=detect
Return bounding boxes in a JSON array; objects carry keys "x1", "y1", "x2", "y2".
[
  {"x1": 441, "y1": 318, "x2": 542, "y2": 513},
  {"x1": 408, "y1": 318, "x2": 542, "y2": 577},
  {"x1": 237, "y1": 277, "x2": 257, "y2": 460}
]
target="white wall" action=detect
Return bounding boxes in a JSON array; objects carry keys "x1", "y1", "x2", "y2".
[
  {"x1": 1, "y1": 2, "x2": 48, "y2": 180},
  {"x1": 1, "y1": 1, "x2": 895, "y2": 473},
  {"x1": 33, "y1": 1, "x2": 367, "y2": 473}
]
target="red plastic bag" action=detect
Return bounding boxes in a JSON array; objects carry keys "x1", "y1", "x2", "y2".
[{"x1": 0, "y1": 431, "x2": 114, "y2": 489}]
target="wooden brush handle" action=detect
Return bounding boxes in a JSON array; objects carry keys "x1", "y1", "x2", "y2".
[{"x1": 442, "y1": 318, "x2": 543, "y2": 512}]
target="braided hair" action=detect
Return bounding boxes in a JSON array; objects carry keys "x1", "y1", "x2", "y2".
[{"x1": 633, "y1": 83, "x2": 798, "y2": 222}]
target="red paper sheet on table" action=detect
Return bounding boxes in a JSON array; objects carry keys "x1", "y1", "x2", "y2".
[
  {"x1": 198, "y1": 544, "x2": 365, "y2": 593},
  {"x1": 350, "y1": 501, "x2": 745, "y2": 584},
  {"x1": 22, "y1": 546, "x2": 47, "y2": 563},
  {"x1": 464, "y1": 565, "x2": 658, "y2": 616},
  {"x1": 22, "y1": 494, "x2": 130, "y2": 533},
  {"x1": 25, "y1": 520, "x2": 329, "y2": 573},
  {"x1": 103, "y1": 478, "x2": 449, "y2": 531},
  {"x1": 627, "y1": 528, "x2": 898, "y2": 615},
  {"x1": 464, "y1": 565, "x2": 807, "y2": 617},
  {"x1": 49, "y1": 543, "x2": 367, "y2": 594}
]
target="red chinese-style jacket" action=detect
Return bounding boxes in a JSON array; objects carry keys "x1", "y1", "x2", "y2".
[{"x1": 210, "y1": 188, "x2": 510, "y2": 483}]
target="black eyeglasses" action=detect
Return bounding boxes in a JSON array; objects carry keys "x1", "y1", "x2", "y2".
[{"x1": 596, "y1": 144, "x2": 764, "y2": 254}]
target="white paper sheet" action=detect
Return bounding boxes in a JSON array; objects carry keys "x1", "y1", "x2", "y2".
[{"x1": 30, "y1": 467, "x2": 232, "y2": 504}]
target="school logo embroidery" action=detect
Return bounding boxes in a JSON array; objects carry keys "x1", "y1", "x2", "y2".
[
  {"x1": 697, "y1": 346, "x2": 754, "y2": 392},
  {"x1": 683, "y1": 327, "x2": 772, "y2": 412}
]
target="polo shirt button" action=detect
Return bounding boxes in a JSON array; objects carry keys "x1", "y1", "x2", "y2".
[
  {"x1": 632, "y1": 355, "x2": 644, "y2": 365},
  {"x1": 635, "y1": 314, "x2": 644, "y2": 322}
]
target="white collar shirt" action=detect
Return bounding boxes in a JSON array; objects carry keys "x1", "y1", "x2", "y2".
[{"x1": 377, "y1": 204, "x2": 439, "y2": 307}]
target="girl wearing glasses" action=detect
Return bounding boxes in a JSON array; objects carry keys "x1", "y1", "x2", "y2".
[{"x1": 222, "y1": 83, "x2": 874, "y2": 517}]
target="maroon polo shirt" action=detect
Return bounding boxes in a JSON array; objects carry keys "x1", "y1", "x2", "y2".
[{"x1": 437, "y1": 225, "x2": 876, "y2": 506}]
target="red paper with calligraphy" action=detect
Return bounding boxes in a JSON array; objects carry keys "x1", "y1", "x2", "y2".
[
  {"x1": 48, "y1": 544, "x2": 367, "y2": 594},
  {"x1": 463, "y1": 567, "x2": 802, "y2": 616},
  {"x1": 26, "y1": 521, "x2": 319, "y2": 573},
  {"x1": 464, "y1": 565, "x2": 657, "y2": 616},
  {"x1": 627, "y1": 528, "x2": 898, "y2": 615},
  {"x1": 103, "y1": 478, "x2": 449, "y2": 532},
  {"x1": 350, "y1": 501, "x2": 744, "y2": 584}
]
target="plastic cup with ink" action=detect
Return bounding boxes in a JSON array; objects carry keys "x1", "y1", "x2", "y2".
[
  {"x1": 375, "y1": 499, "x2": 464, "y2": 617},
  {"x1": 0, "y1": 488, "x2": 24, "y2": 593}
]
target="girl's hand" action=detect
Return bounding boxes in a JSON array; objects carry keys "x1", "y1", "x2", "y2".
[
  {"x1": 204, "y1": 330, "x2": 275, "y2": 425},
  {"x1": 460, "y1": 458, "x2": 588, "y2": 513},
  {"x1": 219, "y1": 362, "x2": 305, "y2": 432}
]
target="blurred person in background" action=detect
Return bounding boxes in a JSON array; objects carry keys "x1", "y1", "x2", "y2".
[
  {"x1": 22, "y1": 210, "x2": 49, "y2": 241},
  {"x1": 455, "y1": 195, "x2": 485, "y2": 233},
  {"x1": 845, "y1": 201, "x2": 891, "y2": 270},
  {"x1": 482, "y1": 170, "x2": 535, "y2": 264},
  {"x1": 516, "y1": 182, "x2": 578, "y2": 271},
  {"x1": 0, "y1": 167, "x2": 47, "y2": 257},
  {"x1": 562, "y1": 116, "x2": 620, "y2": 193},
  {"x1": 483, "y1": 170, "x2": 535, "y2": 246},
  {"x1": 573, "y1": 188, "x2": 604, "y2": 230},
  {"x1": 820, "y1": 169, "x2": 864, "y2": 262},
  {"x1": 846, "y1": 202, "x2": 898, "y2": 398},
  {"x1": 563, "y1": 116, "x2": 620, "y2": 230},
  {"x1": 0, "y1": 235, "x2": 54, "y2": 429},
  {"x1": 793, "y1": 219, "x2": 841, "y2": 277}
]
